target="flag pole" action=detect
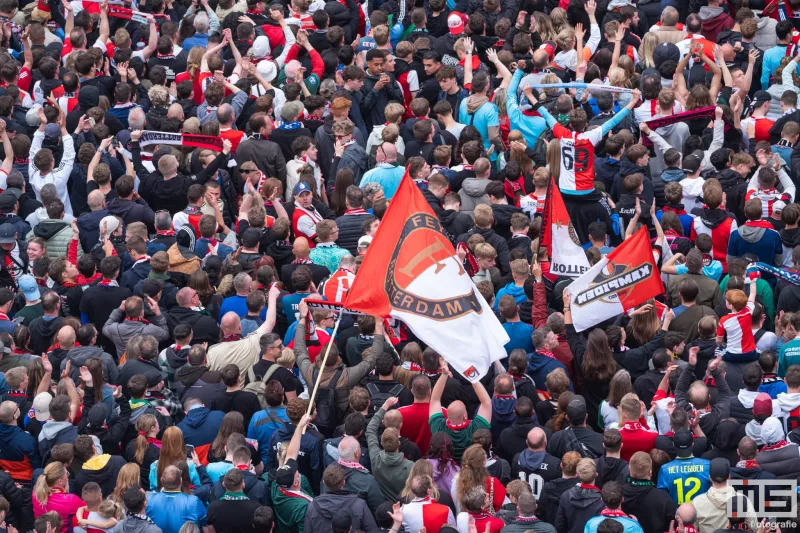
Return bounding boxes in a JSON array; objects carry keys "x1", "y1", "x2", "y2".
[{"x1": 305, "y1": 313, "x2": 343, "y2": 423}]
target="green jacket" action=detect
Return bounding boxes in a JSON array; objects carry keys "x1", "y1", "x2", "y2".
[
  {"x1": 26, "y1": 219, "x2": 82, "y2": 262},
  {"x1": 270, "y1": 478, "x2": 313, "y2": 533},
  {"x1": 366, "y1": 407, "x2": 414, "y2": 502}
]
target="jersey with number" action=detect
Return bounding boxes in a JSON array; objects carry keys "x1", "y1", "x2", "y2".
[
  {"x1": 717, "y1": 301, "x2": 756, "y2": 354},
  {"x1": 319, "y1": 268, "x2": 355, "y2": 303},
  {"x1": 745, "y1": 188, "x2": 782, "y2": 218},
  {"x1": 518, "y1": 192, "x2": 546, "y2": 217},
  {"x1": 657, "y1": 456, "x2": 711, "y2": 504},
  {"x1": 552, "y1": 123, "x2": 604, "y2": 194},
  {"x1": 511, "y1": 450, "x2": 562, "y2": 499}
]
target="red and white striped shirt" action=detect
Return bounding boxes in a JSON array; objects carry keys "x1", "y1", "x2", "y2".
[
  {"x1": 717, "y1": 301, "x2": 756, "y2": 354},
  {"x1": 402, "y1": 497, "x2": 454, "y2": 533}
]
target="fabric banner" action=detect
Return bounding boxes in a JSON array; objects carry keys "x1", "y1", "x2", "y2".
[
  {"x1": 107, "y1": 5, "x2": 148, "y2": 23},
  {"x1": 750, "y1": 262, "x2": 800, "y2": 287},
  {"x1": 343, "y1": 168, "x2": 509, "y2": 381},
  {"x1": 643, "y1": 106, "x2": 733, "y2": 147},
  {"x1": 541, "y1": 177, "x2": 591, "y2": 278},
  {"x1": 305, "y1": 299, "x2": 401, "y2": 345},
  {"x1": 525, "y1": 82, "x2": 634, "y2": 93},
  {"x1": 569, "y1": 227, "x2": 665, "y2": 331},
  {"x1": 138, "y1": 131, "x2": 223, "y2": 151}
]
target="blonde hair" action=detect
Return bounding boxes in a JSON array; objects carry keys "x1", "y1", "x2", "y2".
[
  {"x1": 541, "y1": 73, "x2": 562, "y2": 97},
  {"x1": 133, "y1": 414, "x2": 158, "y2": 464},
  {"x1": 277, "y1": 347, "x2": 295, "y2": 368},
  {"x1": 186, "y1": 47, "x2": 205, "y2": 78},
  {"x1": 638, "y1": 32, "x2": 658, "y2": 70},
  {"x1": 34, "y1": 462, "x2": 67, "y2": 506},
  {"x1": 555, "y1": 28, "x2": 575, "y2": 51},
  {"x1": 608, "y1": 67, "x2": 631, "y2": 89},
  {"x1": 493, "y1": 88, "x2": 507, "y2": 117},
  {"x1": 111, "y1": 463, "x2": 142, "y2": 504},
  {"x1": 547, "y1": 138, "x2": 561, "y2": 185},
  {"x1": 550, "y1": 8, "x2": 569, "y2": 33},
  {"x1": 456, "y1": 445, "x2": 489, "y2": 501},
  {"x1": 508, "y1": 131, "x2": 533, "y2": 175},
  {"x1": 401, "y1": 461, "x2": 440, "y2": 501},
  {"x1": 534, "y1": 13, "x2": 556, "y2": 41}
]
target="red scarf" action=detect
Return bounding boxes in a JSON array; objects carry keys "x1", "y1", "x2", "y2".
[
  {"x1": 223, "y1": 334, "x2": 242, "y2": 342},
  {"x1": 344, "y1": 208, "x2": 368, "y2": 215},
  {"x1": 458, "y1": 55, "x2": 481, "y2": 71},
  {"x1": 538, "y1": 350, "x2": 556, "y2": 359},
  {"x1": 0, "y1": 312, "x2": 9, "y2": 321},
  {"x1": 338, "y1": 460, "x2": 368, "y2": 471},
  {"x1": 514, "y1": 516, "x2": 539, "y2": 522},
  {"x1": 97, "y1": 278, "x2": 115, "y2": 286},
  {"x1": 126, "y1": 317, "x2": 150, "y2": 324},
  {"x1": 736, "y1": 459, "x2": 759, "y2": 468},
  {"x1": 762, "y1": 440, "x2": 790, "y2": 451},
  {"x1": 157, "y1": 229, "x2": 175, "y2": 236},
  {"x1": 580, "y1": 483, "x2": 601, "y2": 493},
  {"x1": 601, "y1": 509, "x2": 630, "y2": 517},
  {"x1": 684, "y1": 526, "x2": 699, "y2": 533},
  {"x1": 445, "y1": 419, "x2": 471, "y2": 431},
  {"x1": 61, "y1": 280, "x2": 77, "y2": 287},
  {"x1": 743, "y1": 220, "x2": 774, "y2": 230},
  {"x1": 236, "y1": 464, "x2": 250, "y2": 471}
]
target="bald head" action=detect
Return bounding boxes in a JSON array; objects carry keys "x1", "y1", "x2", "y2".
[
  {"x1": 161, "y1": 465, "x2": 182, "y2": 490},
  {"x1": 376, "y1": 143, "x2": 397, "y2": 164},
  {"x1": 677, "y1": 503, "x2": 697, "y2": 525},
  {"x1": 293, "y1": 237, "x2": 310, "y2": 259},
  {"x1": 338, "y1": 436, "x2": 361, "y2": 462},
  {"x1": 533, "y1": 49, "x2": 549, "y2": 68},
  {"x1": 447, "y1": 400, "x2": 466, "y2": 424},
  {"x1": 167, "y1": 103, "x2": 184, "y2": 121},
  {"x1": 526, "y1": 427, "x2": 546, "y2": 451},
  {"x1": 0, "y1": 401, "x2": 19, "y2": 424},
  {"x1": 217, "y1": 103, "x2": 234, "y2": 126},
  {"x1": 57, "y1": 326, "x2": 76, "y2": 349},
  {"x1": 176, "y1": 287, "x2": 196, "y2": 307},
  {"x1": 87, "y1": 190, "x2": 106, "y2": 211},
  {"x1": 220, "y1": 312, "x2": 241, "y2": 335}
]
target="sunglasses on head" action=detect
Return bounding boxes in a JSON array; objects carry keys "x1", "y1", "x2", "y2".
[{"x1": 239, "y1": 167, "x2": 257, "y2": 173}]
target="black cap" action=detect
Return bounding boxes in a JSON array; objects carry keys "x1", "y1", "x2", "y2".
[
  {"x1": 681, "y1": 150, "x2": 704, "y2": 174},
  {"x1": 709, "y1": 457, "x2": 730, "y2": 482},
  {"x1": 275, "y1": 458, "x2": 298, "y2": 487},
  {"x1": 145, "y1": 373, "x2": 162, "y2": 388},
  {"x1": 753, "y1": 90, "x2": 772, "y2": 106},
  {"x1": 654, "y1": 42, "x2": 680, "y2": 68},
  {"x1": 87, "y1": 403, "x2": 108, "y2": 427},
  {"x1": 0, "y1": 191, "x2": 17, "y2": 213},
  {"x1": 0, "y1": 223, "x2": 16, "y2": 244},
  {"x1": 566, "y1": 395, "x2": 587, "y2": 424},
  {"x1": 176, "y1": 225, "x2": 195, "y2": 250},
  {"x1": 673, "y1": 429, "x2": 693, "y2": 455}
]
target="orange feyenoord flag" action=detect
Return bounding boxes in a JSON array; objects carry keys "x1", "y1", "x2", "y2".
[
  {"x1": 344, "y1": 169, "x2": 508, "y2": 381},
  {"x1": 541, "y1": 177, "x2": 590, "y2": 278}
]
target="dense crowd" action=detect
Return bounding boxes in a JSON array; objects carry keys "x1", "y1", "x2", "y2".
[{"x1": 0, "y1": 0, "x2": 800, "y2": 533}]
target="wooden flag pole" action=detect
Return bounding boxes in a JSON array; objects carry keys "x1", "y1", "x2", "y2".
[{"x1": 304, "y1": 313, "x2": 343, "y2": 423}]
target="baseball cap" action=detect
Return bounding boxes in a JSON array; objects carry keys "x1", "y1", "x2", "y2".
[
  {"x1": 176, "y1": 225, "x2": 196, "y2": 250},
  {"x1": 293, "y1": 181, "x2": 312, "y2": 197},
  {"x1": 681, "y1": 150, "x2": 704, "y2": 174},
  {"x1": 252, "y1": 36, "x2": 271, "y2": 59},
  {"x1": 87, "y1": 403, "x2": 109, "y2": 427},
  {"x1": 281, "y1": 101, "x2": 304, "y2": 123},
  {"x1": 275, "y1": 458, "x2": 298, "y2": 487},
  {"x1": 448, "y1": 12, "x2": 465, "y2": 35},
  {"x1": 566, "y1": 395, "x2": 587, "y2": 424},
  {"x1": 145, "y1": 373, "x2": 163, "y2": 388},
  {"x1": 32, "y1": 392, "x2": 52, "y2": 421},
  {"x1": 18, "y1": 275, "x2": 40, "y2": 301},
  {"x1": 654, "y1": 42, "x2": 680, "y2": 68},
  {"x1": 100, "y1": 215, "x2": 120, "y2": 236},
  {"x1": 3, "y1": 186, "x2": 21, "y2": 199},
  {"x1": 0, "y1": 191, "x2": 16, "y2": 213},
  {"x1": 709, "y1": 457, "x2": 730, "y2": 482},
  {"x1": 753, "y1": 392, "x2": 773, "y2": 419},
  {"x1": 761, "y1": 416, "x2": 785, "y2": 445},
  {"x1": 0, "y1": 223, "x2": 16, "y2": 244},
  {"x1": 44, "y1": 123, "x2": 60, "y2": 139},
  {"x1": 142, "y1": 279, "x2": 164, "y2": 299},
  {"x1": 753, "y1": 90, "x2": 772, "y2": 106},
  {"x1": 773, "y1": 200, "x2": 787, "y2": 214},
  {"x1": 673, "y1": 429, "x2": 693, "y2": 454},
  {"x1": 357, "y1": 235, "x2": 372, "y2": 248}
]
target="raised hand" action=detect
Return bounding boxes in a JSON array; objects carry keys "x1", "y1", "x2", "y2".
[{"x1": 688, "y1": 346, "x2": 700, "y2": 367}]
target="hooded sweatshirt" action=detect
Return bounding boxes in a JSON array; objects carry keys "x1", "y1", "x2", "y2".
[
  {"x1": 37, "y1": 420, "x2": 79, "y2": 458},
  {"x1": 31, "y1": 219, "x2": 73, "y2": 259},
  {"x1": 621, "y1": 479, "x2": 677, "y2": 533},
  {"x1": 681, "y1": 176, "x2": 706, "y2": 214},
  {"x1": 62, "y1": 345, "x2": 120, "y2": 386},
  {"x1": 728, "y1": 221, "x2": 784, "y2": 266},
  {"x1": 554, "y1": 485, "x2": 605, "y2": 533},
  {"x1": 494, "y1": 282, "x2": 526, "y2": 309},
  {"x1": 776, "y1": 391, "x2": 800, "y2": 432},
  {"x1": 303, "y1": 490, "x2": 377, "y2": 533},
  {"x1": 778, "y1": 226, "x2": 800, "y2": 267},
  {"x1": 488, "y1": 396, "x2": 517, "y2": 442},
  {"x1": 694, "y1": 485, "x2": 758, "y2": 533},
  {"x1": 458, "y1": 178, "x2": 490, "y2": 219},
  {"x1": 698, "y1": 6, "x2": 734, "y2": 43},
  {"x1": 691, "y1": 208, "x2": 738, "y2": 272},
  {"x1": 174, "y1": 365, "x2": 225, "y2": 405},
  {"x1": 74, "y1": 454, "x2": 127, "y2": 497},
  {"x1": 366, "y1": 408, "x2": 413, "y2": 502}
]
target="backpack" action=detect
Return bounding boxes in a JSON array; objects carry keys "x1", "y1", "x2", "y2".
[
  {"x1": 245, "y1": 363, "x2": 282, "y2": 409},
  {"x1": 563, "y1": 426, "x2": 599, "y2": 459},
  {"x1": 312, "y1": 366, "x2": 344, "y2": 437},
  {"x1": 365, "y1": 382, "x2": 404, "y2": 414}
]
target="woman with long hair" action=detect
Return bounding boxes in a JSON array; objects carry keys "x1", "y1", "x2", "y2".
[
  {"x1": 503, "y1": 131, "x2": 534, "y2": 176},
  {"x1": 149, "y1": 427, "x2": 202, "y2": 490},
  {"x1": 565, "y1": 294, "x2": 621, "y2": 431},
  {"x1": 26, "y1": 356, "x2": 46, "y2": 398},
  {"x1": 451, "y1": 444, "x2": 508, "y2": 515},
  {"x1": 533, "y1": 12, "x2": 556, "y2": 42},
  {"x1": 546, "y1": 390, "x2": 574, "y2": 432},
  {"x1": 188, "y1": 270, "x2": 223, "y2": 321},
  {"x1": 637, "y1": 32, "x2": 658, "y2": 71},
  {"x1": 209, "y1": 412, "x2": 245, "y2": 462},
  {"x1": 124, "y1": 414, "x2": 161, "y2": 489},
  {"x1": 546, "y1": 138, "x2": 561, "y2": 185},
  {"x1": 426, "y1": 432, "x2": 460, "y2": 492},
  {"x1": 599, "y1": 369, "x2": 632, "y2": 429},
  {"x1": 176, "y1": 460, "x2": 213, "y2": 503},
  {"x1": 626, "y1": 301, "x2": 661, "y2": 348},
  {"x1": 33, "y1": 462, "x2": 85, "y2": 531},
  {"x1": 110, "y1": 463, "x2": 143, "y2": 505},
  {"x1": 81, "y1": 358, "x2": 115, "y2": 420},
  {"x1": 400, "y1": 342, "x2": 423, "y2": 370},
  {"x1": 174, "y1": 46, "x2": 205, "y2": 105},
  {"x1": 330, "y1": 169, "x2": 355, "y2": 216},
  {"x1": 492, "y1": 88, "x2": 510, "y2": 150}
]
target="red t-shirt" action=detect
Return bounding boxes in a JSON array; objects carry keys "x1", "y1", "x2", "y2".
[
  {"x1": 397, "y1": 402, "x2": 445, "y2": 456},
  {"x1": 619, "y1": 421, "x2": 658, "y2": 461},
  {"x1": 220, "y1": 129, "x2": 245, "y2": 153}
]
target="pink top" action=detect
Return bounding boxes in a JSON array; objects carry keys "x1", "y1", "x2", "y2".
[{"x1": 34, "y1": 491, "x2": 86, "y2": 533}]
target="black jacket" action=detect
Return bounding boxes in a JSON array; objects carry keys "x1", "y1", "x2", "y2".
[
  {"x1": 280, "y1": 262, "x2": 331, "y2": 292},
  {"x1": 120, "y1": 260, "x2": 152, "y2": 292},
  {"x1": 360, "y1": 72, "x2": 405, "y2": 130},
  {"x1": 634, "y1": 369, "x2": 666, "y2": 407},
  {"x1": 547, "y1": 426, "x2": 604, "y2": 459},
  {"x1": 118, "y1": 357, "x2": 163, "y2": 396},
  {"x1": 621, "y1": 479, "x2": 678, "y2": 533},
  {"x1": 167, "y1": 307, "x2": 220, "y2": 346},
  {"x1": 554, "y1": 485, "x2": 605, "y2": 533},
  {"x1": 456, "y1": 227, "x2": 511, "y2": 275},
  {"x1": 495, "y1": 417, "x2": 544, "y2": 464},
  {"x1": 676, "y1": 364, "x2": 731, "y2": 440},
  {"x1": 235, "y1": 136, "x2": 287, "y2": 188},
  {"x1": 0, "y1": 214, "x2": 30, "y2": 243},
  {"x1": 491, "y1": 204, "x2": 525, "y2": 240},
  {"x1": 74, "y1": 454, "x2": 127, "y2": 497},
  {"x1": 715, "y1": 168, "x2": 748, "y2": 224},
  {"x1": 105, "y1": 198, "x2": 156, "y2": 234},
  {"x1": 28, "y1": 315, "x2": 63, "y2": 356},
  {"x1": 174, "y1": 365, "x2": 226, "y2": 405},
  {"x1": 0, "y1": 239, "x2": 27, "y2": 290},
  {"x1": 654, "y1": 433, "x2": 710, "y2": 460},
  {"x1": 210, "y1": 470, "x2": 269, "y2": 505},
  {"x1": 594, "y1": 456, "x2": 629, "y2": 488},
  {"x1": 0, "y1": 470, "x2": 32, "y2": 531},
  {"x1": 304, "y1": 490, "x2": 377, "y2": 533},
  {"x1": 76, "y1": 210, "x2": 108, "y2": 253},
  {"x1": 335, "y1": 211, "x2": 372, "y2": 255},
  {"x1": 538, "y1": 477, "x2": 578, "y2": 523}
]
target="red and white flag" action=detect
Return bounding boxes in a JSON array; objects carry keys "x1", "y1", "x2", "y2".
[
  {"x1": 344, "y1": 169, "x2": 508, "y2": 381},
  {"x1": 541, "y1": 177, "x2": 590, "y2": 278},
  {"x1": 569, "y1": 227, "x2": 664, "y2": 331}
]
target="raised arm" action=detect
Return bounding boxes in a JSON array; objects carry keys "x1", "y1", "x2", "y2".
[
  {"x1": 140, "y1": 16, "x2": 158, "y2": 60},
  {"x1": 610, "y1": 25, "x2": 624, "y2": 71},
  {"x1": 487, "y1": 48, "x2": 511, "y2": 90},
  {"x1": 428, "y1": 358, "x2": 448, "y2": 418},
  {"x1": 284, "y1": 413, "x2": 312, "y2": 463},
  {"x1": 474, "y1": 379, "x2": 492, "y2": 422},
  {"x1": 743, "y1": 48, "x2": 758, "y2": 95},
  {"x1": 464, "y1": 37, "x2": 474, "y2": 89},
  {"x1": 0, "y1": 121, "x2": 12, "y2": 177},
  {"x1": 256, "y1": 285, "x2": 280, "y2": 335},
  {"x1": 98, "y1": 0, "x2": 110, "y2": 44}
]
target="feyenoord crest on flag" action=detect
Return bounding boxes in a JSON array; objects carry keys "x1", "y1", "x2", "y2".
[
  {"x1": 541, "y1": 177, "x2": 590, "y2": 278},
  {"x1": 344, "y1": 168, "x2": 509, "y2": 382},
  {"x1": 568, "y1": 227, "x2": 664, "y2": 331}
]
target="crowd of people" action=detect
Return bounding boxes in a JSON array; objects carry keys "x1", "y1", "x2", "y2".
[{"x1": 0, "y1": 0, "x2": 798, "y2": 533}]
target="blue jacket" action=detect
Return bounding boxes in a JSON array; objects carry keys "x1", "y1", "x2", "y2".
[
  {"x1": 494, "y1": 282, "x2": 526, "y2": 309},
  {"x1": 759, "y1": 375, "x2": 788, "y2": 399},
  {"x1": 503, "y1": 321, "x2": 534, "y2": 355},
  {"x1": 177, "y1": 406, "x2": 225, "y2": 460},
  {"x1": 146, "y1": 490, "x2": 207, "y2": 533},
  {"x1": 585, "y1": 515, "x2": 644, "y2": 533},
  {"x1": 194, "y1": 238, "x2": 233, "y2": 261},
  {"x1": 486, "y1": 396, "x2": 517, "y2": 442},
  {"x1": 527, "y1": 352, "x2": 573, "y2": 391},
  {"x1": 0, "y1": 422, "x2": 41, "y2": 482},
  {"x1": 148, "y1": 461, "x2": 201, "y2": 489},
  {"x1": 507, "y1": 69, "x2": 546, "y2": 147},
  {"x1": 248, "y1": 407, "x2": 290, "y2": 463},
  {"x1": 727, "y1": 224, "x2": 784, "y2": 266}
]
